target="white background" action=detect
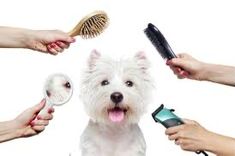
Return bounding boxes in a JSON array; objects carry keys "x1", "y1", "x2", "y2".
[{"x1": 0, "y1": 0, "x2": 235, "y2": 156}]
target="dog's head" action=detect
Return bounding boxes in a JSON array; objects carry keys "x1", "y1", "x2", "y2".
[
  {"x1": 45, "y1": 75, "x2": 72, "y2": 104},
  {"x1": 80, "y1": 50, "x2": 153, "y2": 125}
]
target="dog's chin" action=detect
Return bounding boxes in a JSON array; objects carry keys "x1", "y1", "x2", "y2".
[{"x1": 107, "y1": 106, "x2": 128, "y2": 123}]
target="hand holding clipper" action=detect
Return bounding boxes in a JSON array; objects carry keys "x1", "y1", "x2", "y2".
[{"x1": 152, "y1": 104, "x2": 208, "y2": 156}]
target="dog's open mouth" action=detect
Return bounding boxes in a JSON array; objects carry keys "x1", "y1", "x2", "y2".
[{"x1": 108, "y1": 107, "x2": 127, "y2": 123}]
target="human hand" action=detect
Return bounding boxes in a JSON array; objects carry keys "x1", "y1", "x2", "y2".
[
  {"x1": 26, "y1": 30, "x2": 75, "y2": 55},
  {"x1": 166, "y1": 53, "x2": 207, "y2": 80},
  {"x1": 12, "y1": 99, "x2": 54, "y2": 137},
  {"x1": 165, "y1": 119, "x2": 211, "y2": 152}
]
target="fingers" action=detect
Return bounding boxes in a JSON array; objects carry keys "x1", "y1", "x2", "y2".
[
  {"x1": 31, "y1": 125, "x2": 45, "y2": 132},
  {"x1": 175, "y1": 139, "x2": 196, "y2": 152},
  {"x1": 37, "y1": 113, "x2": 53, "y2": 120},
  {"x1": 47, "y1": 44, "x2": 60, "y2": 55},
  {"x1": 168, "y1": 58, "x2": 186, "y2": 69},
  {"x1": 168, "y1": 65, "x2": 188, "y2": 79},
  {"x1": 168, "y1": 133, "x2": 179, "y2": 140},
  {"x1": 48, "y1": 107, "x2": 55, "y2": 114},
  {"x1": 177, "y1": 53, "x2": 191, "y2": 59},
  {"x1": 52, "y1": 30, "x2": 76, "y2": 43},
  {"x1": 167, "y1": 57, "x2": 190, "y2": 79},
  {"x1": 48, "y1": 30, "x2": 75, "y2": 55},
  {"x1": 31, "y1": 120, "x2": 49, "y2": 126},
  {"x1": 55, "y1": 30, "x2": 76, "y2": 43},
  {"x1": 167, "y1": 127, "x2": 191, "y2": 151},
  {"x1": 30, "y1": 107, "x2": 54, "y2": 132},
  {"x1": 56, "y1": 41, "x2": 70, "y2": 49},
  {"x1": 50, "y1": 43, "x2": 63, "y2": 52},
  {"x1": 46, "y1": 41, "x2": 71, "y2": 55},
  {"x1": 175, "y1": 138, "x2": 182, "y2": 145},
  {"x1": 62, "y1": 36, "x2": 76, "y2": 43},
  {"x1": 36, "y1": 106, "x2": 54, "y2": 120},
  {"x1": 165, "y1": 119, "x2": 204, "y2": 152},
  {"x1": 165, "y1": 125, "x2": 184, "y2": 135},
  {"x1": 182, "y1": 119, "x2": 198, "y2": 125},
  {"x1": 31, "y1": 29, "x2": 76, "y2": 54},
  {"x1": 31, "y1": 99, "x2": 46, "y2": 114}
]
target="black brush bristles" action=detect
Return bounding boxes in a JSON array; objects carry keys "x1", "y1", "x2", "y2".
[{"x1": 144, "y1": 23, "x2": 177, "y2": 60}]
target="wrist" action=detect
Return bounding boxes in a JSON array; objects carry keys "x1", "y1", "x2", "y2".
[
  {"x1": 8, "y1": 119, "x2": 21, "y2": 131},
  {"x1": 0, "y1": 119, "x2": 22, "y2": 137},
  {"x1": 9, "y1": 119, "x2": 25, "y2": 138},
  {"x1": 199, "y1": 63, "x2": 212, "y2": 81},
  {"x1": 11, "y1": 27, "x2": 34, "y2": 48},
  {"x1": 202, "y1": 131, "x2": 218, "y2": 152},
  {"x1": 21, "y1": 29, "x2": 37, "y2": 49},
  {"x1": 203, "y1": 131, "x2": 235, "y2": 155}
]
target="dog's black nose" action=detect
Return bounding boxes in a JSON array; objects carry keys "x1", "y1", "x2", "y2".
[{"x1": 110, "y1": 92, "x2": 123, "y2": 104}]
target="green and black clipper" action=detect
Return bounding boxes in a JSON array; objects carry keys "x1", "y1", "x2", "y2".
[
  {"x1": 152, "y1": 104, "x2": 183, "y2": 128},
  {"x1": 152, "y1": 104, "x2": 208, "y2": 156}
]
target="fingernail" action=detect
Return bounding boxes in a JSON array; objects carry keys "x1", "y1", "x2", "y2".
[
  {"x1": 166, "y1": 60, "x2": 173, "y2": 65},
  {"x1": 182, "y1": 71, "x2": 189, "y2": 77},
  {"x1": 51, "y1": 43, "x2": 56, "y2": 48},
  {"x1": 69, "y1": 37, "x2": 76, "y2": 43},
  {"x1": 176, "y1": 67, "x2": 182, "y2": 73},
  {"x1": 48, "y1": 108, "x2": 53, "y2": 113},
  {"x1": 166, "y1": 60, "x2": 170, "y2": 65},
  {"x1": 30, "y1": 121, "x2": 35, "y2": 126}
]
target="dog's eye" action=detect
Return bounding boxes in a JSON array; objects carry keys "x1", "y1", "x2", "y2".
[
  {"x1": 125, "y1": 81, "x2": 133, "y2": 87},
  {"x1": 101, "y1": 80, "x2": 109, "y2": 86},
  {"x1": 64, "y1": 82, "x2": 71, "y2": 89},
  {"x1": 46, "y1": 90, "x2": 51, "y2": 97}
]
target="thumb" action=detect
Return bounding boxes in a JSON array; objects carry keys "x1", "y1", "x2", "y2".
[
  {"x1": 182, "y1": 119, "x2": 198, "y2": 125},
  {"x1": 170, "y1": 58, "x2": 188, "y2": 69},
  {"x1": 54, "y1": 32, "x2": 75, "y2": 43},
  {"x1": 31, "y1": 99, "x2": 46, "y2": 114}
]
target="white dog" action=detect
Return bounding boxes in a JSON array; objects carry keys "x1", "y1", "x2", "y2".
[{"x1": 79, "y1": 50, "x2": 153, "y2": 156}]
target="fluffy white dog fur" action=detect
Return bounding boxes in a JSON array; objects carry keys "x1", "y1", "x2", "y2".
[
  {"x1": 44, "y1": 74, "x2": 72, "y2": 103},
  {"x1": 79, "y1": 50, "x2": 153, "y2": 156}
]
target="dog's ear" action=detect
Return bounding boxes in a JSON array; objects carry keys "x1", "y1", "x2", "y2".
[
  {"x1": 135, "y1": 51, "x2": 146, "y2": 60},
  {"x1": 88, "y1": 49, "x2": 101, "y2": 69},
  {"x1": 134, "y1": 51, "x2": 150, "y2": 71}
]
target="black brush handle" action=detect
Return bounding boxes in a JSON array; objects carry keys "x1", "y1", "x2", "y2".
[
  {"x1": 196, "y1": 150, "x2": 209, "y2": 156},
  {"x1": 145, "y1": 23, "x2": 190, "y2": 77}
]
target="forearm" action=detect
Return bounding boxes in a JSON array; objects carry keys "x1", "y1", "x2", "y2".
[
  {"x1": 0, "y1": 120, "x2": 22, "y2": 143},
  {"x1": 0, "y1": 130, "x2": 21, "y2": 143},
  {"x1": 203, "y1": 63, "x2": 235, "y2": 86},
  {"x1": 0, "y1": 120, "x2": 16, "y2": 135},
  {"x1": 0, "y1": 26, "x2": 33, "y2": 48},
  {"x1": 205, "y1": 132, "x2": 235, "y2": 156}
]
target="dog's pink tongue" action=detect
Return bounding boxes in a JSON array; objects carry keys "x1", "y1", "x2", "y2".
[{"x1": 108, "y1": 108, "x2": 124, "y2": 123}]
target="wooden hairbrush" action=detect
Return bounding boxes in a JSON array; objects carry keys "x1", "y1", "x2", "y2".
[{"x1": 68, "y1": 10, "x2": 109, "y2": 39}]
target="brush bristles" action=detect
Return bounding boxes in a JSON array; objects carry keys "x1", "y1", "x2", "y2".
[
  {"x1": 144, "y1": 28, "x2": 167, "y2": 59},
  {"x1": 80, "y1": 13, "x2": 109, "y2": 39}
]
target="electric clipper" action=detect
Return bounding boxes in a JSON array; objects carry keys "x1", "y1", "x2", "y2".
[{"x1": 152, "y1": 104, "x2": 208, "y2": 156}]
